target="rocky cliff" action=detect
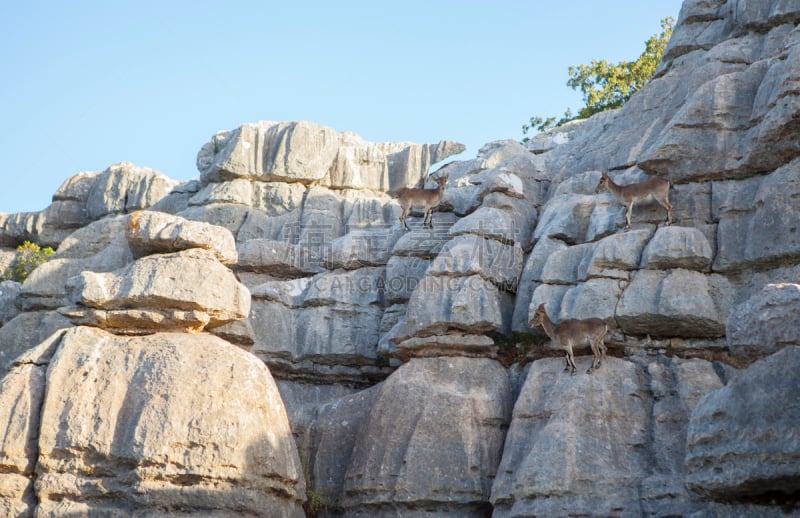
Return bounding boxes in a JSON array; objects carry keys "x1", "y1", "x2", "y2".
[{"x1": 0, "y1": 0, "x2": 799, "y2": 516}]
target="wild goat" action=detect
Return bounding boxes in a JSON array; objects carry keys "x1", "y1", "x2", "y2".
[
  {"x1": 530, "y1": 303, "x2": 608, "y2": 375},
  {"x1": 397, "y1": 173, "x2": 448, "y2": 231},
  {"x1": 596, "y1": 171, "x2": 672, "y2": 230}
]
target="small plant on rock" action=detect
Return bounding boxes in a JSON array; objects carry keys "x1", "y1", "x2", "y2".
[
  {"x1": 495, "y1": 332, "x2": 548, "y2": 367},
  {"x1": 2, "y1": 241, "x2": 55, "y2": 282}
]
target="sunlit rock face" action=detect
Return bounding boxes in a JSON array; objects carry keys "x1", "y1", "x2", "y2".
[{"x1": 0, "y1": 1, "x2": 799, "y2": 514}]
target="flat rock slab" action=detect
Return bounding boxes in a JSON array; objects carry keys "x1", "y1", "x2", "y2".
[
  {"x1": 65, "y1": 249, "x2": 250, "y2": 332},
  {"x1": 125, "y1": 210, "x2": 238, "y2": 264}
]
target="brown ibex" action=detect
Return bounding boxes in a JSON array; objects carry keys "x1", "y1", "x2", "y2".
[
  {"x1": 397, "y1": 173, "x2": 448, "y2": 231},
  {"x1": 530, "y1": 303, "x2": 608, "y2": 375},
  {"x1": 596, "y1": 171, "x2": 672, "y2": 230}
]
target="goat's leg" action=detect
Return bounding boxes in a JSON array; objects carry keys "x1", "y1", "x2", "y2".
[
  {"x1": 566, "y1": 346, "x2": 577, "y2": 375},
  {"x1": 587, "y1": 341, "x2": 600, "y2": 374},
  {"x1": 625, "y1": 203, "x2": 633, "y2": 230},
  {"x1": 400, "y1": 208, "x2": 410, "y2": 231},
  {"x1": 659, "y1": 197, "x2": 673, "y2": 225}
]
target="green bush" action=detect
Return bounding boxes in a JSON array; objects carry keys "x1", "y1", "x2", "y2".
[{"x1": 2, "y1": 241, "x2": 55, "y2": 282}]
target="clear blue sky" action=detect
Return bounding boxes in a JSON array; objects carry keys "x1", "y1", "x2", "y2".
[{"x1": 0, "y1": 1, "x2": 684, "y2": 214}]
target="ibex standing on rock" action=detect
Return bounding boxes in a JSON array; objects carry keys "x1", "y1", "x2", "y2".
[
  {"x1": 397, "y1": 173, "x2": 448, "y2": 231},
  {"x1": 596, "y1": 171, "x2": 672, "y2": 230},
  {"x1": 531, "y1": 303, "x2": 608, "y2": 375}
]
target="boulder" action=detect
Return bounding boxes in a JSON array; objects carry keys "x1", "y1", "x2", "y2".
[
  {"x1": 197, "y1": 120, "x2": 339, "y2": 183},
  {"x1": 400, "y1": 274, "x2": 514, "y2": 339},
  {"x1": 558, "y1": 277, "x2": 624, "y2": 324},
  {"x1": 428, "y1": 234, "x2": 523, "y2": 291},
  {"x1": 616, "y1": 269, "x2": 727, "y2": 338},
  {"x1": 18, "y1": 216, "x2": 134, "y2": 310},
  {"x1": 125, "y1": 210, "x2": 238, "y2": 264},
  {"x1": 394, "y1": 333, "x2": 497, "y2": 360},
  {"x1": 540, "y1": 241, "x2": 596, "y2": 285},
  {"x1": 19, "y1": 327, "x2": 305, "y2": 516},
  {"x1": 248, "y1": 269, "x2": 390, "y2": 384},
  {"x1": 582, "y1": 228, "x2": 653, "y2": 280},
  {"x1": 177, "y1": 203, "x2": 253, "y2": 240},
  {"x1": 251, "y1": 181, "x2": 307, "y2": 216},
  {"x1": 64, "y1": 248, "x2": 250, "y2": 332},
  {"x1": 686, "y1": 346, "x2": 800, "y2": 503},
  {"x1": 390, "y1": 212, "x2": 459, "y2": 257},
  {"x1": 640, "y1": 225, "x2": 713, "y2": 271},
  {"x1": 188, "y1": 178, "x2": 254, "y2": 207},
  {"x1": 326, "y1": 228, "x2": 401, "y2": 270},
  {"x1": 382, "y1": 139, "x2": 466, "y2": 192},
  {"x1": 341, "y1": 357, "x2": 511, "y2": 515},
  {"x1": 196, "y1": 120, "x2": 466, "y2": 191},
  {"x1": 385, "y1": 255, "x2": 431, "y2": 303},
  {"x1": 86, "y1": 162, "x2": 178, "y2": 220},
  {"x1": 275, "y1": 379, "x2": 362, "y2": 459},
  {"x1": 726, "y1": 283, "x2": 800, "y2": 363},
  {"x1": 449, "y1": 205, "x2": 537, "y2": 250},
  {"x1": 534, "y1": 194, "x2": 620, "y2": 245},
  {"x1": 0, "y1": 332, "x2": 64, "y2": 517},
  {"x1": 148, "y1": 179, "x2": 203, "y2": 215}
]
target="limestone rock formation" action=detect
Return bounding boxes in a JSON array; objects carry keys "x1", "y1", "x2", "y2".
[
  {"x1": 726, "y1": 283, "x2": 800, "y2": 363},
  {"x1": 686, "y1": 346, "x2": 800, "y2": 504},
  {"x1": 492, "y1": 356, "x2": 725, "y2": 517},
  {"x1": 340, "y1": 357, "x2": 511, "y2": 516},
  {"x1": 125, "y1": 210, "x2": 238, "y2": 264},
  {"x1": 0, "y1": 327, "x2": 305, "y2": 516},
  {"x1": 63, "y1": 248, "x2": 250, "y2": 333},
  {"x1": 196, "y1": 119, "x2": 465, "y2": 191},
  {"x1": 0, "y1": 1, "x2": 798, "y2": 514}
]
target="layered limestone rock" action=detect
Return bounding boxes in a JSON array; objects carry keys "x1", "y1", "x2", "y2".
[
  {"x1": 685, "y1": 346, "x2": 800, "y2": 505},
  {"x1": 491, "y1": 356, "x2": 725, "y2": 517},
  {"x1": 0, "y1": 2, "x2": 798, "y2": 514},
  {"x1": 125, "y1": 210, "x2": 238, "y2": 263},
  {"x1": 340, "y1": 357, "x2": 511, "y2": 516},
  {"x1": 0, "y1": 327, "x2": 305, "y2": 516},
  {"x1": 63, "y1": 248, "x2": 250, "y2": 333},
  {"x1": 247, "y1": 267, "x2": 392, "y2": 385},
  {"x1": 17, "y1": 216, "x2": 135, "y2": 311},
  {"x1": 0, "y1": 162, "x2": 177, "y2": 249},
  {"x1": 196, "y1": 119, "x2": 465, "y2": 191},
  {"x1": 726, "y1": 283, "x2": 800, "y2": 363}
]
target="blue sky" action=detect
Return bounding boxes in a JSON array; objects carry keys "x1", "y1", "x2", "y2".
[{"x1": 1, "y1": 1, "x2": 684, "y2": 214}]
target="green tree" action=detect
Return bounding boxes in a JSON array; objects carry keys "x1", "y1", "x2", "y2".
[
  {"x1": 523, "y1": 17, "x2": 674, "y2": 136},
  {"x1": 2, "y1": 241, "x2": 55, "y2": 283}
]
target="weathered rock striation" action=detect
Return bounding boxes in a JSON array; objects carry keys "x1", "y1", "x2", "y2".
[{"x1": 0, "y1": 0, "x2": 799, "y2": 515}]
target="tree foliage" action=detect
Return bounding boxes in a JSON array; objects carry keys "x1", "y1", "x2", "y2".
[{"x1": 523, "y1": 17, "x2": 674, "y2": 136}]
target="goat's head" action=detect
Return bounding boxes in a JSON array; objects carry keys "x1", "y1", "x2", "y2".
[
  {"x1": 531, "y1": 303, "x2": 548, "y2": 328},
  {"x1": 596, "y1": 172, "x2": 611, "y2": 193},
  {"x1": 432, "y1": 173, "x2": 449, "y2": 187}
]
